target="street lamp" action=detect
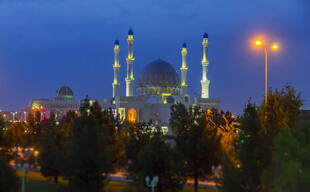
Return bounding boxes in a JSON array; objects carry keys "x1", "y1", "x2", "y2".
[
  {"x1": 254, "y1": 39, "x2": 279, "y2": 106},
  {"x1": 145, "y1": 176, "x2": 159, "y2": 192}
]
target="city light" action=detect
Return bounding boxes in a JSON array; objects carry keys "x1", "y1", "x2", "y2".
[
  {"x1": 272, "y1": 44, "x2": 278, "y2": 50},
  {"x1": 252, "y1": 35, "x2": 280, "y2": 106},
  {"x1": 255, "y1": 40, "x2": 263, "y2": 46}
]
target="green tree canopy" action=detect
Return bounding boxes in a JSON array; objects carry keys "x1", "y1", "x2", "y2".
[
  {"x1": 171, "y1": 104, "x2": 222, "y2": 192},
  {"x1": 125, "y1": 122, "x2": 185, "y2": 192},
  {"x1": 0, "y1": 154, "x2": 18, "y2": 192},
  {"x1": 66, "y1": 101, "x2": 117, "y2": 192}
]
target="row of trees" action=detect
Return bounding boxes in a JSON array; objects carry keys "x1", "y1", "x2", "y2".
[
  {"x1": 0, "y1": 85, "x2": 309, "y2": 192},
  {"x1": 221, "y1": 85, "x2": 310, "y2": 192},
  {"x1": 37, "y1": 99, "x2": 231, "y2": 192}
]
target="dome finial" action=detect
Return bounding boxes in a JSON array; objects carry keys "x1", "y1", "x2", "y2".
[
  {"x1": 182, "y1": 43, "x2": 187, "y2": 48},
  {"x1": 128, "y1": 29, "x2": 134, "y2": 35},
  {"x1": 203, "y1": 32, "x2": 208, "y2": 38},
  {"x1": 114, "y1": 39, "x2": 119, "y2": 45}
]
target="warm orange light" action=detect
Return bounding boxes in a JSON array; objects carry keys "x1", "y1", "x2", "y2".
[
  {"x1": 255, "y1": 40, "x2": 262, "y2": 46},
  {"x1": 271, "y1": 44, "x2": 278, "y2": 50},
  {"x1": 127, "y1": 108, "x2": 137, "y2": 123}
]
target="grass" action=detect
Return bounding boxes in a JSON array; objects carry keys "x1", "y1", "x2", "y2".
[{"x1": 17, "y1": 171, "x2": 217, "y2": 192}]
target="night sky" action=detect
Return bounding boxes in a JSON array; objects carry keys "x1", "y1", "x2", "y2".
[{"x1": 0, "y1": 0, "x2": 309, "y2": 114}]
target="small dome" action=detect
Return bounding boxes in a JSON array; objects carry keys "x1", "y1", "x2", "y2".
[
  {"x1": 138, "y1": 59, "x2": 180, "y2": 88},
  {"x1": 55, "y1": 86, "x2": 74, "y2": 100}
]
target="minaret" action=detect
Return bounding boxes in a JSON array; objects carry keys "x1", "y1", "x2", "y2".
[
  {"x1": 201, "y1": 32, "x2": 210, "y2": 98},
  {"x1": 112, "y1": 40, "x2": 120, "y2": 98},
  {"x1": 125, "y1": 29, "x2": 135, "y2": 96},
  {"x1": 180, "y1": 43, "x2": 188, "y2": 96}
]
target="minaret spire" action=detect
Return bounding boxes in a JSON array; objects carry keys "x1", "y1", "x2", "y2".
[
  {"x1": 125, "y1": 29, "x2": 135, "y2": 96},
  {"x1": 201, "y1": 32, "x2": 210, "y2": 98},
  {"x1": 112, "y1": 40, "x2": 120, "y2": 98},
  {"x1": 180, "y1": 43, "x2": 188, "y2": 96}
]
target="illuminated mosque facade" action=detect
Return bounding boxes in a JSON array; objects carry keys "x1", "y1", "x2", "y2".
[
  {"x1": 20, "y1": 29, "x2": 219, "y2": 133},
  {"x1": 112, "y1": 30, "x2": 220, "y2": 133}
]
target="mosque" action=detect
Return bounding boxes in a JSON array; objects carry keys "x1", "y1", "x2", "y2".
[
  {"x1": 22, "y1": 29, "x2": 220, "y2": 133},
  {"x1": 112, "y1": 29, "x2": 220, "y2": 133}
]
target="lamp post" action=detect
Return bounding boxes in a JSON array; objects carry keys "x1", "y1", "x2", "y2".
[
  {"x1": 254, "y1": 40, "x2": 279, "y2": 106},
  {"x1": 22, "y1": 150, "x2": 31, "y2": 192},
  {"x1": 145, "y1": 176, "x2": 159, "y2": 192}
]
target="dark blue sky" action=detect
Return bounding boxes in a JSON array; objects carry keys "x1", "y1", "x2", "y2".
[{"x1": 0, "y1": 0, "x2": 308, "y2": 114}]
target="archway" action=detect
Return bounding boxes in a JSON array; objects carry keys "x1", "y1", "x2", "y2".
[{"x1": 127, "y1": 108, "x2": 137, "y2": 123}]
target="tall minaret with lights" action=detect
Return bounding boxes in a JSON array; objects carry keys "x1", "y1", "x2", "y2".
[
  {"x1": 180, "y1": 43, "x2": 188, "y2": 96},
  {"x1": 201, "y1": 32, "x2": 210, "y2": 98},
  {"x1": 112, "y1": 40, "x2": 120, "y2": 98},
  {"x1": 125, "y1": 29, "x2": 135, "y2": 96}
]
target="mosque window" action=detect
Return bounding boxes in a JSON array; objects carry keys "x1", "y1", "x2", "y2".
[
  {"x1": 184, "y1": 96, "x2": 189, "y2": 103},
  {"x1": 128, "y1": 108, "x2": 137, "y2": 123},
  {"x1": 155, "y1": 120, "x2": 160, "y2": 125}
]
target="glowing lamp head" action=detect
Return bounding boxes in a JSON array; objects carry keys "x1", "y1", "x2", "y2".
[
  {"x1": 255, "y1": 40, "x2": 263, "y2": 46},
  {"x1": 272, "y1": 44, "x2": 278, "y2": 50}
]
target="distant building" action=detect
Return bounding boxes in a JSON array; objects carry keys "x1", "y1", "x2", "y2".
[
  {"x1": 0, "y1": 110, "x2": 18, "y2": 122},
  {"x1": 21, "y1": 86, "x2": 80, "y2": 121}
]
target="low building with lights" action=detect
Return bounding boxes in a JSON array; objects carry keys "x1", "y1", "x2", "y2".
[
  {"x1": 21, "y1": 86, "x2": 81, "y2": 120},
  {"x1": 0, "y1": 110, "x2": 19, "y2": 122}
]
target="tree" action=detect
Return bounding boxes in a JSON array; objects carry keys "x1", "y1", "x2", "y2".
[
  {"x1": 66, "y1": 101, "x2": 117, "y2": 192},
  {"x1": 0, "y1": 116, "x2": 6, "y2": 147},
  {"x1": 0, "y1": 153, "x2": 18, "y2": 192},
  {"x1": 39, "y1": 111, "x2": 77, "y2": 184},
  {"x1": 265, "y1": 124, "x2": 310, "y2": 192},
  {"x1": 259, "y1": 85, "x2": 303, "y2": 190},
  {"x1": 7, "y1": 122, "x2": 26, "y2": 150},
  {"x1": 171, "y1": 104, "x2": 222, "y2": 192},
  {"x1": 39, "y1": 113, "x2": 62, "y2": 183},
  {"x1": 266, "y1": 127, "x2": 301, "y2": 192},
  {"x1": 260, "y1": 85, "x2": 302, "y2": 137},
  {"x1": 220, "y1": 85, "x2": 304, "y2": 192},
  {"x1": 220, "y1": 102, "x2": 264, "y2": 192},
  {"x1": 26, "y1": 111, "x2": 42, "y2": 147},
  {"x1": 125, "y1": 122, "x2": 185, "y2": 192}
]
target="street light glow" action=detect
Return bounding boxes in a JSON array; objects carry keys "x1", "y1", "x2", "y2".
[
  {"x1": 255, "y1": 40, "x2": 262, "y2": 46},
  {"x1": 272, "y1": 44, "x2": 278, "y2": 50}
]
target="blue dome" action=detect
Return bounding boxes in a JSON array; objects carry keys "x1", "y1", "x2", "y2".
[
  {"x1": 55, "y1": 86, "x2": 74, "y2": 100},
  {"x1": 138, "y1": 59, "x2": 180, "y2": 88}
]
